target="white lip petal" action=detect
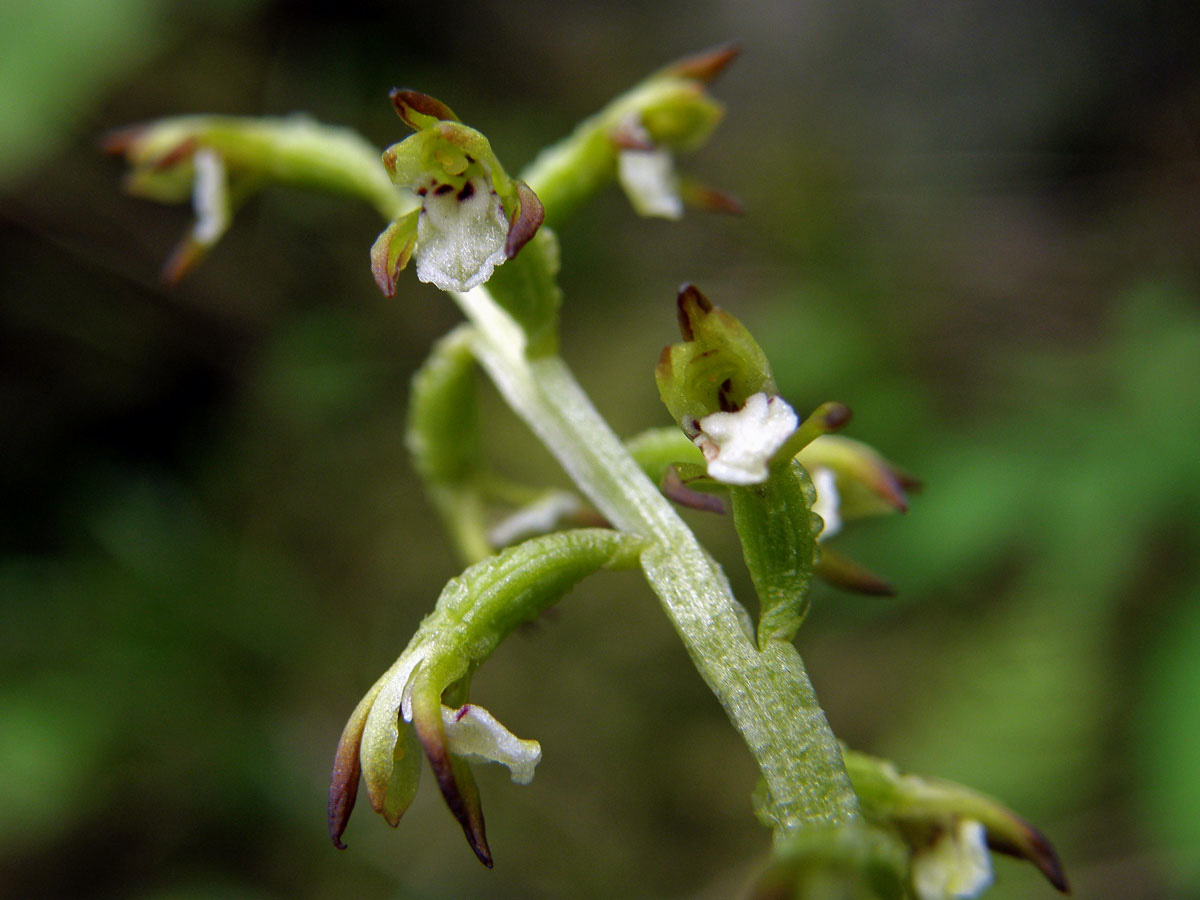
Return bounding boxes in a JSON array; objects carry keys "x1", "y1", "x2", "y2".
[
  {"x1": 617, "y1": 148, "x2": 684, "y2": 220},
  {"x1": 911, "y1": 819, "x2": 994, "y2": 900},
  {"x1": 442, "y1": 703, "x2": 542, "y2": 785},
  {"x1": 810, "y1": 466, "x2": 842, "y2": 539},
  {"x1": 694, "y1": 393, "x2": 798, "y2": 485},
  {"x1": 191, "y1": 148, "x2": 230, "y2": 244},
  {"x1": 414, "y1": 175, "x2": 510, "y2": 292}
]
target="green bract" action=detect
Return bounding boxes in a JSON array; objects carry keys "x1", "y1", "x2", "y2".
[
  {"x1": 370, "y1": 90, "x2": 544, "y2": 296},
  {"x1": 327, "y1": 528, "x2": 643, "y2": 866}
]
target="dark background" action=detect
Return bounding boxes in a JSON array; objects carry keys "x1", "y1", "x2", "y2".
[{"x1": 2, "y1": 1, "x2": 1199, "y2": 897}]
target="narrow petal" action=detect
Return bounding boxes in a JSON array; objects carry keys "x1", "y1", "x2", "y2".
[
  {"x1": 369, "y1": 211, "x2": 418, "y2": 297},
  {"x1": 661, "y1": 466, "x2": 728, "y2": 514},
  {"x1": 504, "y1": 180, "x2": 545, "y2": 259}
]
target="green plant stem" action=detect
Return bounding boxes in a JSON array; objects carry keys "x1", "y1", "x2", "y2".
[{"x1": 453, "y1": 284, "x2": 860, "y2": 833}]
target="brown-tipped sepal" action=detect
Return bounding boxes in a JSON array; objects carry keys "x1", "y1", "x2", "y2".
[
  {"x1": 814, "y1": 546, "x2": 897, "y2": 596},
  {"x1": 328, "y1": 673, "x2": 390, "y2": 849},
  {"x1": 679, "y1": 178, "x2": 744, "y2": 215},
  {"x1": 660, "y1": 42, "x2": 741, "y2": 84},
  {"x1": 985, "y1": 816, "x2": 1070, "y2": 893},
  {"x1": 411, "y1": 688, "x2": 493, "y2": 867},
  {"x1": 390, "y1": 89, "x2": 460, "y2": 130},
  {"x1": 798, "y1": 435, "x2": 915, "y2": 522}
]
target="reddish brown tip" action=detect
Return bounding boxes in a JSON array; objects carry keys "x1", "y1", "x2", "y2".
[
  {"x1": 327, "y1": 716, "x2": 369, "y2": 850},
  {"x1": 681, "y1": 182, "x2": 745, "y2": 215},
  {"x1": 100, "y1": 125, "x2": 145, "y2": 156},
  {"x1": 676, "y1": 283, "x2": 713, "y2": 341},
  {"x1": 414, "y1": 702, "x2": 493, "y2": 867},
  {"x1": 818, "y1": 402, "x2": 853, "y2": 431},
  {"x1": 664, "y1": 43, "x2": 741, "y2": 83},
  {"x1": 814, "y1": 547, "x2": 896, "y2": 596},
  {"x1": 987, "y1": 820, "x2": 1070, "y2": 893},
  {"x1": 161, "y1": 237, "x2": 204, "y2": 285}
]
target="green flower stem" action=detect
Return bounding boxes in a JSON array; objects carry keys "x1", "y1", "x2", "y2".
[
  {"x1": 196, "y1": 117, "x2": 409, "y2": 220},
  {"x1": 453, "y1": 284, "x2": 860, "y2": 833},
  {"x1": 119, "y1": 115, "x2": 410, "y2": 221}
]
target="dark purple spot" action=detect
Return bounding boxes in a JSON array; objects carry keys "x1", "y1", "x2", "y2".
[
  {"x1": 416, "y1": 187, "x2": 427, "y2": 196},
  {"x1": 457, "y1": 181, "x2": 475, "y2": 202},
  {"x1": 718, "y1": 378, "x2": 736, "y2": 411},
  {"x1": 434, "y1": 183, "x2": 454, "y2": 196},
  {"x1": 465, "y1": 154, "x2": 475, "y2": 164},
  {"x1": 455, "y1": 705, "x2": 472, "y2": 722}
]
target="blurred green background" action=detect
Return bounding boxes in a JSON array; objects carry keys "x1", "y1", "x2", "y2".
[{"x1": 2, "y1": 1, "x2": 1198, "y2": 898}]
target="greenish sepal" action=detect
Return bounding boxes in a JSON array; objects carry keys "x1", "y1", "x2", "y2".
[
  {"x1": 843, "y1": 748, "x2": 1069, "y2": 894},
  {"x1": 656, "y1": 285, "x2": 776, "y2": 435},
  {"x1": 481, "y1": 227, "x2": 563, "y2": 357},
  {"x1": 406, "y1": 325, "x2": 482, "y2": 486},
  {"x1": 730, "y1": 459, "x2": 820, "y2": 648},
  {"x1": 750, "y1": 821, "x2": 910, "y2": 900},
  {"x1": 380, "y1": 724, "x2": 423, "y2": 826}
]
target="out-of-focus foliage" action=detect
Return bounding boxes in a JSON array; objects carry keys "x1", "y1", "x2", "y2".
[{"x1": 2, "y1": 2, "x2": 1198, "y2": 899}]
